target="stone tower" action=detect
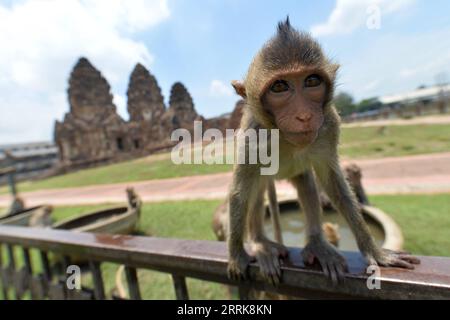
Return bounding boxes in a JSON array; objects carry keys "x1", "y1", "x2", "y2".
[
  {"x1": 127, "y1": 63, "x2": 166, "y2": 124},
  {"x1": 67, "y1": 57, "x2": 117, "y2": 122},
  {"x1": 54, "y1": 57, "x2": 208, "y2": 169},
  {"x1": 167, "y1": 82, "x2": 198, "y2": 127},
  {"x1": 55, "y1": 57, "x2": 128, "y2": 166}
]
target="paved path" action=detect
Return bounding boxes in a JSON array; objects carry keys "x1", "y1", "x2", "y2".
[{"x1": 1, "y1": 153, "x2": 449, "y2": 207}]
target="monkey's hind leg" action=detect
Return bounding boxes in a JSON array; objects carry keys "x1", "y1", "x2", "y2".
[
  {"x1": 247, "y1": 184, "x2": 288, "y2": 285},
  {"x1": 267, "y1": 179, "x2": 284, "y2": 244}
]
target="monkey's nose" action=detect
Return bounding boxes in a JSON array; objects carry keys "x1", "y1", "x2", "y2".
[{"x1": 296, "y1": 113, "x2": 312, "y2": 122}]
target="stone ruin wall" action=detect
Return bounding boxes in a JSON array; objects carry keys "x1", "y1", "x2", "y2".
[{"x1": 54, "y1": 57, "x2": 246, "y2": 170}]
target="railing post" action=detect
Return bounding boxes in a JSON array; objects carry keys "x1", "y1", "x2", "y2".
[
  {"x1": 22, "y1": 248, "x2": 32, "y2": 275},
  {"x1": 124, "y1": 266, "x2": 141, "y2": 300},
  {"x1": 0, "y1": 245, "x2": 8, "y2": 300},
  {"x1": 29, "y1": 250, "x2": 51, "y2": 300},
  {"x1": 47, "y1": 255, "x2": 69, "y2": 300},
  {"x1": 15, "y1": 247, "x2": 33, "y2": 298},
  {"x1": 7, "y1": 172, "x2": 17, "y2": 197},
  {"x1": 39, "y1": 250, "x2": 52, "y2": 282},
  {"x1": 172, "y1": 274, "x2": 189, "y2": 300},
  {"x1": 89, "y1": 261, "x2": 105, "y2": 300},
  {"x1": 6, "y1": 245, "x2": 20, "y2": 300},
  {"x1": 238, "y1": 285, "x2": 250, "y2": 300}
]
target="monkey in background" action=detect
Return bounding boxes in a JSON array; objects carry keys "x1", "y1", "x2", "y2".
[
  {"x1": 6, "y1": 196, "x2": 25, "y2": 216},
  {"x1": 319, "y1": 163, "x2": 369, "y2": 209},
  {"x1": 322, "y1": 222, "x2": 340, "y2": 247},
  {"x1": 226, "y1": 18, "x2": 419, "y2": 285},
  {"x1": 212, "y1": 180, "x2": 282, "y2": 243},
  {"x1": 29, "y1": 205, "x2": 53, "y2": 227},
  {"x1": 212, "y1": 203, "x2": 341, "y2": 245}
]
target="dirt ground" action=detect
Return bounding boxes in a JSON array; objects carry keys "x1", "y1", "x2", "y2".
[{"x1": 0, "y1": 152, "x2": 449, "y2": 207}]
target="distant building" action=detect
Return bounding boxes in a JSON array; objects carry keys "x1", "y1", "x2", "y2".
[
  {"x1": 54, "y1": 58, "x2": 201, "y2": 169},
  {"x1": 379, "y1": 84, "x2": 450, "y2": 108},
  {"x1": 345, "y1": 84, "x2": 449, "y2": 122},
  {"x1": 2, "y1": 57, "x2": 245, "y2": 181},
  {"x1": 0, "y1": 141, "x2": 58, "y2": 184}
]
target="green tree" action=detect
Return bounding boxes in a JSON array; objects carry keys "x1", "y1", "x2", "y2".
[
  {"x1": 356, "y1": 97, "x2": 382, "y2": 113},
  {"x1": 334, "y1": 92, "x2": 355, "y2": 116}
]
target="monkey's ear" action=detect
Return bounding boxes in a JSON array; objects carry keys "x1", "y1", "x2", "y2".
[
  {"x1": 330, "y1": 63, "x2": 340, "y2": 76},
  {"x1": 231, "y1": 80, "x2": 247, "y2": 98}
]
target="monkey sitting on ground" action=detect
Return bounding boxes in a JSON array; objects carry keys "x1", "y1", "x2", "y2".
[
  {"x1": 126, "y1": 187, "x2": 142, "y2": 210},
  {"x1": 226, "y1": 18, "x2": 419, "y2": 284},
  {"x1": 6, "y1": 196, "x2": 25, "y2": 216},
  {"x1": 322, "y1": 222, "x2": 340, "y2": 247},
  {"x1": 29, "y1": 205, "x2": 53, "y2": 227},
  {"x1": 319, "y1": 163, "x2": 369, "y2": 209}
]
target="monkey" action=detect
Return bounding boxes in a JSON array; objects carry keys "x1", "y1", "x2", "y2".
[
  {"x1": 29, "y1": 205, "x2": 53, "y2": 227},
  {"x1": 212, "y1": 179, "x2": 283, "y2": 243},
  {"x1": 322, "y1": 222, "x2": 340, "y2": 247},
  {"x1": 6, "y1": 196, "x2": 25, "y2": 216},
  {"x1": 212, "y1": 200, "x2": 228, "y2": 241},
  {"x1": 343, "y1": 164, "x2": 369, "y2": 206},
  {"x1": 226, "y1": 18, "x2": 419, "y2": 285},
  {"x1": 212, "y1": 163, "x2": 364, "y2": 249},
  {"x1": 319, "y1": 163, "x2": 369, "y2": 208},
  {"x1": 376, "y1": 125, "x2": 387, "y2": 136},
  {"x1": 126, "y1": 187, "x2": 142, "y2": 211}
]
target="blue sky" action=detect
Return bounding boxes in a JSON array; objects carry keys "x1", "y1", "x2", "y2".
[{"x1": 1, "y1": 0, "x2": 450, "y2": 144}]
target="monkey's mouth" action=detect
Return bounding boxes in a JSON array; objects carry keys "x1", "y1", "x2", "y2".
[
  {"x1": 285, "y1": 130, "x2": 314, "y2": 136},
  {"x1": 283, "y1": 130, "x2": 317, "y2": 147}
]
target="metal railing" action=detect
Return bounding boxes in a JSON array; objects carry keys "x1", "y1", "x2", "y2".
[{"x1": 0, "y1": 225, "x2": 449, "y2": 300}]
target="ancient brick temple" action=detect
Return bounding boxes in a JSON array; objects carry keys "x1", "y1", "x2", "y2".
[{"x1": 54, "y1": 57, "x2": 205, "y2": 168}]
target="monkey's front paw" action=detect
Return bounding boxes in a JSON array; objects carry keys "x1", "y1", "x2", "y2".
[
  {"x1": 227, "y1": 250, "x2": 254, "y2": 282},
  {"x1": 301, "y1": 237, "x2": 348, "y2": 284},
  {"x1": 365, "y1": 248, "x2": 420, "y2": 270},
  {"x1": 251, "y1": 241, "x2": 289, "y2": 286}
]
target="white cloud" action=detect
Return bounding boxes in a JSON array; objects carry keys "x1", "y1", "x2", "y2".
[
  {"x1": 0, "y1": 0, "x2": 170, "y2": 144},
  {"x1": 362, "y1": 79, "x2": 380, "y2": 93},
  {"x1": 113, "y1": 94, "x2": 127, "y2": 118},
  {"x1": 209, "y1": 80, "x2": 233, "y2": 97},
  {"x1": 337, "y1": 28, "x2": 450, "y2": 100},
  {"x1": 311, "y1": 0, "x2": 415, "y2": 37}
]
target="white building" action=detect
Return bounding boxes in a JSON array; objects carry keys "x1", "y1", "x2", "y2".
[{"x1": 379, "y1": 84, "x2": 450, "y2": 107}]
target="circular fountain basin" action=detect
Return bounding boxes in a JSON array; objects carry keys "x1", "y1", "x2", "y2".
[{"x1": 264, "y1": 199, "x2": 403, "y2": 251}]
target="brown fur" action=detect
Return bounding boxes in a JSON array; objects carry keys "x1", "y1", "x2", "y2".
[
  {"x1": 322, "y1": 222, "x2": 340, "y2": 247},
  {"x1": 7, "y1": 196, "x2": 25, "y2": 216},
  {"x1": 227, "y1": 18, "x2": 419, "y2": 285}
]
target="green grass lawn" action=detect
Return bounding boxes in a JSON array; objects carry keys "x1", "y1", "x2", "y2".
[
  {"x1": 339, "y1": 124, "x2": 450, "y2": 159},
  {"x1": 1, "y1": 123, "x2": 449, "y2": 194},
  {"x1": 1, "y1": 200, "x2": 228, "y2": 300},
  {"x1": 370, "y1": 194, "x2": 450, "y2": 257},
  {"x1": 1, "y1": 193, "x2": 449, "y2": 299},
  {"x1": 0, "y1": 156, "x2": 232, "y2": 194}
]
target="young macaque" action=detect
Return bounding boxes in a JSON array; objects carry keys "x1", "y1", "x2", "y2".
[
  {"x1": 126, "y1": 187, "x2": 142, "y2": 210},
  {"x1": 322, "y1": 222, "x2": 340, "y2": 247},
  {"x1": 227, "y1": 18, "x2": 419, "y2": 285},
  {"x1": 320, "y1": 163, "x2": 369, "y2": 209},
  {"x1": 29, "y1": 205, "x2": 53, "y2": 227},
  {"x1": 7, "y1": 196, "x2": 25, "y2": 216}
]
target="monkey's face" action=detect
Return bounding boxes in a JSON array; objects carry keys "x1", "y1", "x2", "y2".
[{"x1": 261, "y1": 71, "x2": 326, "y2": 148}]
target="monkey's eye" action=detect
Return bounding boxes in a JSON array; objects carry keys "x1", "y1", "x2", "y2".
[
  {"x1": 304, "y1": 74, "x2": 323, "y2": 88},
  {"x1": 270, "y1": 80, "x2": 290, "y2": 93}
]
